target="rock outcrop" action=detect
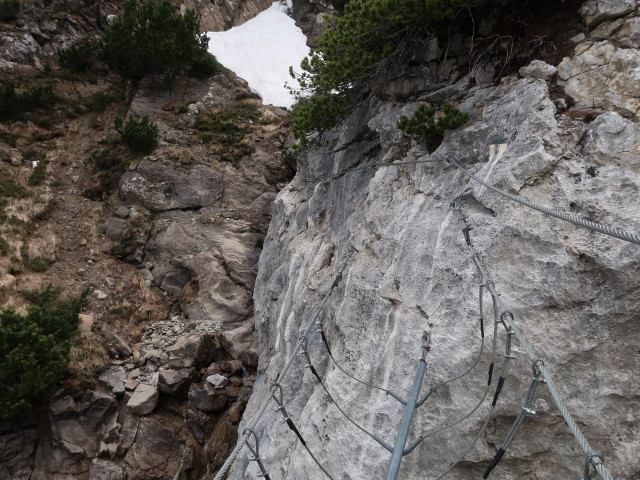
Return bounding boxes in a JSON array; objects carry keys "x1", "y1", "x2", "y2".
[
  {"x1": 229, "y1": 2, "x2": 640, "y2": 480},
  {"x1": 181, "y1": 0, "x2": 273, "y2": 31}
]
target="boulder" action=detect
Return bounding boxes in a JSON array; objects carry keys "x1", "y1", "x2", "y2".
[
  {"x1": 104, "y1": 217, "x2": 126, "y2": 240},
  {"x1": 49, "y1": 396, "x2": 77, "y2": 418},
  {"x1": 84, "y1": 391, "x2": 118, "y2": 431},
  {"x1": 119, "y1": 162, "x2": 224, "y2": 212},
  {"x1": 158, "y1": 368, "x2": 199, "y2": 397},
  {"x1": 123, "y1": 417, "x2": 182, "y2": 478},
  {"x1": 126, "y1": 382, "x2": 159, "y2": 416},
  {"x1": 99, "y1": 366, "x2": 126, "y2": 397},
  {"x1": 558, "y1": 41, "x2": 640, "y2": 118},
  {"x1": 89, "y1": 459, "x2": 124, "y2": 480},
  {"x1": 187, "y1": 383, "x2": 228, "y2": 412},
  {"x1": 519, "y1": 60, "x2": 557, "y2": 81},
  {"x1": 205, "y1": 374, "x2": 228, "y2": 389},
  {"x1": 579, "y1": 0, "x2": 636, "y2": 27},
  {"x1": 166, "y1": 331, "x2": 216, "y2": 368}
]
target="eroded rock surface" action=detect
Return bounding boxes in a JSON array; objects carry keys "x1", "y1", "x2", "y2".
[{"x1": 230, "y1": 3, "x2": 640, "y2": 480}]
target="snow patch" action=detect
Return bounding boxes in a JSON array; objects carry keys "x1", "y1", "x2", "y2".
[{"x1": 206, "y1": 2, "x2": 309, "y2": 108}]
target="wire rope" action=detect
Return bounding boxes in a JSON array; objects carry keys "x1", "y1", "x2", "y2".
[
  {"x1": 448, "y1": 157, "x2": 640, "y2": 246},
  {"x1": 211, "y1": 247, "x2": 356, "y2": 480},
  {"x1": 451, "y1": 203, "x2": 615, "y2": 480}
]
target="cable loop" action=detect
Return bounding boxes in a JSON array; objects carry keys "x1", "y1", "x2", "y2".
[
  {"x1": 244, "y1": 429, "x2": 260, "y2": 460},
  {"x1": 532, "y1": 360, "x2": 545, "y2": 382},
  {"x1": 583, "y1": 453, "x2": 605, "y2": 480},
  {"x1": 271, "y1": 383, "x2": 284, "y2": 410}
]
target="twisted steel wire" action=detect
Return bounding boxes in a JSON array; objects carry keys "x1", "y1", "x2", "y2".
[
  {"x1": 211, "y1": 247, "x2": 356, "y2": 480},
  {"x1": 448, "y1": 157, "x2": 640, "y2": 246},
  {"x1": 451, "y1": 203, "x2": 614, "y2": 480},
  {"x1": 317, "y1": 310, "x2": 390, "y2": 394},
  {"x1": 302, "y1": 347, "x2": 381, "y2": 444}
]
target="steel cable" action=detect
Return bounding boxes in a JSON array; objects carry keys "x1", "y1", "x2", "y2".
[
  {"x1": 318, "y1": 312, "x2": 390, "y2": 394},
  {"x1": 431, "y1": 271, "x2": 509, "y2": 479},
  {"x1": 211, "y1": 247, "x2": 357, "y2": 480},
  {"x1": 429, "y1": 283, "x2": 486, "y2": 394},
  {"x1": 301, "y1": 344, "x2": 381, "y2": 444},
  {"x1": 448, "y1": 157, "x2": 640, "y2": 246},
  {"x1": 451, "y1": 203, "x2": 615, "y2": 480},
  {"x1": 417, "y1": 286, "x2": 510, "y2": 442},
  {"x1": 272, "y1": 383, "x2": 335, "y2": 479}
]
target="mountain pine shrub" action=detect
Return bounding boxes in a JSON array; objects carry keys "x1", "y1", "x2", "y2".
[
  {"x1": 116, "y1": 115, "x2": 159, "y2": 154},
  {"x1": 398, "y1": 103, "x2": 468, "y2": 149},
  {"x1": 290, "y1": 0, "x2": 486, "y2": 145},
  {"x1": 100, "y1": 0, "x2": 210, "y2": 83},
  {"x1": 0, "y1": 286, "x2": 88, "y2": 419},
  {"x1": 0, "y1": 0, "x2": 20, "y2": 21}
]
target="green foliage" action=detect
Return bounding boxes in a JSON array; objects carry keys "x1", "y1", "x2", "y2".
[
  {"x1": 0, "y1": 286, "x2": 88, "y2": 419},
  {"x1": 189, "y1": 52, "x2": 222, "y2": 78},
  {"x1": 116, "y1": 115, "x2": 159, "y2": 154},
  {"x1": 84, "y1": 149, "x2": 128, "y2": 200},
  {"x1": 0, "y1": 0, "x2": 20, "y2": 21},
  {"x1": 100, "y1": 0, "x2": 209, "y2": 83},
  {"x1": 58, "y1": 39, "x2": 101, "y2": 72},
  {"x1": 0, "y1": 83, "x2": 59, "y2": 121},
  {"x1": 193, "y1": 102, "x2": 260, "y2": 162},
  {"x1": 85, "y1": 90, "x2": 115, "y2": 112},
  {"x1": 0, "y1": 175, "x2": 27, "y2": 198},
  {"x1": 397, "y1": 103, "x2": 468, "y2": 148},
  {"x1": 0, "y1": 129, "x2": 17, "y2": 147},
  {"x1": 290, "y1": 0, "x2": 483, "y2": 144},
  {"x1": 20, "y1": 244, "x2": 53, "y2": 272}
]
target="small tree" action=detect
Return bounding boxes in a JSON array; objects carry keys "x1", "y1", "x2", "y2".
[
  {"x1": 398, "y1": 103, "x2": 468, "y2": 149},
  {"x1": 116, "y1": 115, "x2": 159, "y2": 154},
  {"x1": 100, "y1": 0, "x2": 209, "y2": 83},
  {"x1": 0, "y1": 286, "x2": 88, "y2": 419},
  {"x1": 0, "y1": 0, "x2": 20, "y2": 21}
]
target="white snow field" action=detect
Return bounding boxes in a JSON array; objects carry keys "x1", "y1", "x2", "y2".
[{"x1": 206, "y1": 2, "x2": 309, "y2": 108}]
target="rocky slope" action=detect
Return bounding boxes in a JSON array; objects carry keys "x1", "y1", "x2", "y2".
[
  {"x1": 230, "y1": 1, "x2": 640, "y2": 479},
  {"x1": 0, "y1": 1, "x2": 294, "y2": 479}
]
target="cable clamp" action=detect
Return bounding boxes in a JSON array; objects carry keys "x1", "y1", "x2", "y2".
[
  {"x1": 582, "y1": 452, "x2": 604, "y2": 480},
  {"x1": 532, "y1": 360, "x2": 545, "y2": 383},
  {"x1": 522, "y1": 407, "x2": 536, "y2": 415}
]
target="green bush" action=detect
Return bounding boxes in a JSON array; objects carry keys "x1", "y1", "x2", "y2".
[
  {"x1": 0, "y1": 176, "x2": 27, "y2": 198},
  {"x1": 100, "y1": 0, "x2": 209, "y2": 83},
  {"x1": 190, "y1": 52, "x2": 222, "y2": 78},
  {"x1": 193, "y1": 102, "x2": 259, "y2": 161},
  {"x1": 398, "y1": 103, "x2": 468, "y2": 149},
  {"x1": 116, "y1": 115, "x2": 159, "y2": 153},
  {"x1": 0, "y1": 83, "x2": 58, "y2": 121},
  {"x1": 0, "y1": 129, "x2": 17, "y2": 147},
  {"x1": 290, "y1": 0, "x2": 485, "y2": 144},
  {"x1": 0, "y1": 286, "x2": 88, "y2": 419},
  {"x1": 0, "y1": 0, "x2": 20, "y2": 21},
  {"x1": 58, "y1": 39, "x2": 101, "y2": 72}
]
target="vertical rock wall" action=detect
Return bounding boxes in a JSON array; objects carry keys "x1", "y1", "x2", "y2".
[{"x1": 230, "y1": 2, "x2": 640, "y2": 479}]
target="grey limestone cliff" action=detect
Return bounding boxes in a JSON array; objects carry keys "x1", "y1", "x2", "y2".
[{"x1": 230, "y1": 1, "x2": 640, "y2": 479}]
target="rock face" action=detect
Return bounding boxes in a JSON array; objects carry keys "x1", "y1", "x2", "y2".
[
  {"x1": 229, "y1": 3, "x2": 640, "y2": 480},
  {"x1": 181, "y1": 0, "x2": 273, "y2": 31}
]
